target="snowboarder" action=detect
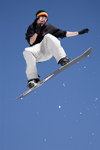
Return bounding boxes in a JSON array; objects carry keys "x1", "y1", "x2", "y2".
[{"x1": 23, "y1": 10, "x2": 89, "y2": 88}]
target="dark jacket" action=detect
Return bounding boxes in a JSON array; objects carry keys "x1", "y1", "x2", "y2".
[{"x1": 25, "y1": 22, "x2": 67, "y2": 46}]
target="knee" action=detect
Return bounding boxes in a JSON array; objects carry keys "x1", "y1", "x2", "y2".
[
  {"x1": 23, "y1": 50, "x2": 26, "y2": 57},
  {"x1": 23, "y1": 47, "x2": 30, "y2": 55},
  {"x1": 23, "y1": 50, "x2": 25, "y2": 55},
  {"x1": 44, "y1": 33, "x2": 58, "y2": 42},
  {"x1": 44, "y1": 33, "x2": 53, "y2": 39},
  {"x1": 24, "y1": 47, "x2": 29, "y2": 51},
  {"x1": 23, "y1": 49, "x2": 30, "y2": 56},
  {"x1": 44, "y1": 33, "x2": 60, "y2": 46}
]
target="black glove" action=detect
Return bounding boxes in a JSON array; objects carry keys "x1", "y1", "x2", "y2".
[
  {"x1": 35, "y1": 23, "x2": 41, "y2": 34},
  {"x1": 78, "y1": 28, "x2": 89, "y2": 35}
]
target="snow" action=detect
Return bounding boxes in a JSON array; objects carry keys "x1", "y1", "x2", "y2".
[
  {"x1": 95, "y1": 98, "x2": 98, "y2": 101},
  {"x1": 58, "y1": 106, "x2": 61, "y2": 108},
  {"x1": 63, "y1": 83, "x2": 65, "y2": 87}
]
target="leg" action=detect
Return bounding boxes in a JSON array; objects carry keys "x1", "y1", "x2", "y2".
[
  {"x1": 23, "y1": 42, "x2": 52, "y2": 82},
  {"x1": 42, "y1": 34, "x2": 67, "y2": 63},
  {"x1": 23, "y1": 50, "x2": 38, "y2": 80}
]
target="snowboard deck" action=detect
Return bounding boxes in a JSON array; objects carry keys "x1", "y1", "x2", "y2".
[{"x1": 14, "y1": 47, "x2": 92, "y2": 100}]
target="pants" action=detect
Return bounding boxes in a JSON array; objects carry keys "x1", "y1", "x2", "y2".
[{"x1": 23, "y1": 33, "x2": 67, "y2": 80}]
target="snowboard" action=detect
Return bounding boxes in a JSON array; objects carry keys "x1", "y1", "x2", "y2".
[{"x1": 14, "y1": 47, "x2": 92, "y2": 100}]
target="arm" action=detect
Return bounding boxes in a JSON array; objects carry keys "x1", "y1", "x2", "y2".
[
  {"x1": 25, "y1": 23, "x2": 41, "y2": 45},
  {"x1": 66, "y1": 31, "x2": 78, "y2": 37},
  {"x1": 30, "y1": 23, "x2": 42, "y2": 45},
  {"x1": 66, "y1": 28, "x2": 89, "y2": 37},
  {"x1": 30, "y1": 33, "x2": 38, "y2": 45}
]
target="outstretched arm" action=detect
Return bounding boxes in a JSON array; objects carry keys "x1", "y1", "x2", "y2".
[
  {"x1": 66, "y1": 31, "x2": 78, "y2": 37},
  {"x1": 66, "y1": 28, "x2": 89, "y2": 37}
]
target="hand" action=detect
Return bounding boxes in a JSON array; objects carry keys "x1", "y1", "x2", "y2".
[
  {"x1": 35, "y1": 23, "x2": 41, "y2": 34},
  {"x1": 78, "y1": 28, "x2": 89, "y2": 35}
]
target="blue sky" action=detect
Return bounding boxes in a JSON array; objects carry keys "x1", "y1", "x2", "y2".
[{"x1": 0, "y1": 0, "x2": 100, "y2": 150}]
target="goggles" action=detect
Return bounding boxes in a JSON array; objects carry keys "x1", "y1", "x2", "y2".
[{"x1": 39, "y1": 17, "x2": 48, "y2": 23}]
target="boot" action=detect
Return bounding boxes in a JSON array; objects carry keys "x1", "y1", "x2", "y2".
[
  {"x1": 58, "y1": 56, "x2": 70, "y2": 66},
  {"x1": 27, "y1": 78, "x2": 40, "y2": 89}
]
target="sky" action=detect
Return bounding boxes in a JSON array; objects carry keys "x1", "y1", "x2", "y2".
[{"x1": 0, "y1": 0, "x2": 100, "y2": 150}]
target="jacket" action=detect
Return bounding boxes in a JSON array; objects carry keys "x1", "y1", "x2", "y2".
[{"x1": 25, "y1": 22, "x2": 67, "y2": 46}]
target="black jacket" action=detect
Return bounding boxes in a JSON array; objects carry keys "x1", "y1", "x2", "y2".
[{"x1": 25, "y1": 22, "x2": 67, "y2": 46}]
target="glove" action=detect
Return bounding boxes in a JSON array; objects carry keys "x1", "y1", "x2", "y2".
[
  {"x1": 78, "y1": 28, "x2": 89, "y2": 35},
  {"x1": 35, "y1": 23, "x2": 41, "y2": 34}
]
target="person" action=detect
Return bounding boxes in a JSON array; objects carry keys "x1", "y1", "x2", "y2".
[{"x1": 23, "y1": 10, "x2": 89, "y2": 88}]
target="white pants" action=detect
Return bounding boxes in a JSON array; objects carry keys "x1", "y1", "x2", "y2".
[{"x1": 23, "y1": 34, "x2": 66, "y2": 80}]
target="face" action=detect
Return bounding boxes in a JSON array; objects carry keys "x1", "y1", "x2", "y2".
[{"x1": 37, "y1": 16, "x2": 48, "y2": 26}]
